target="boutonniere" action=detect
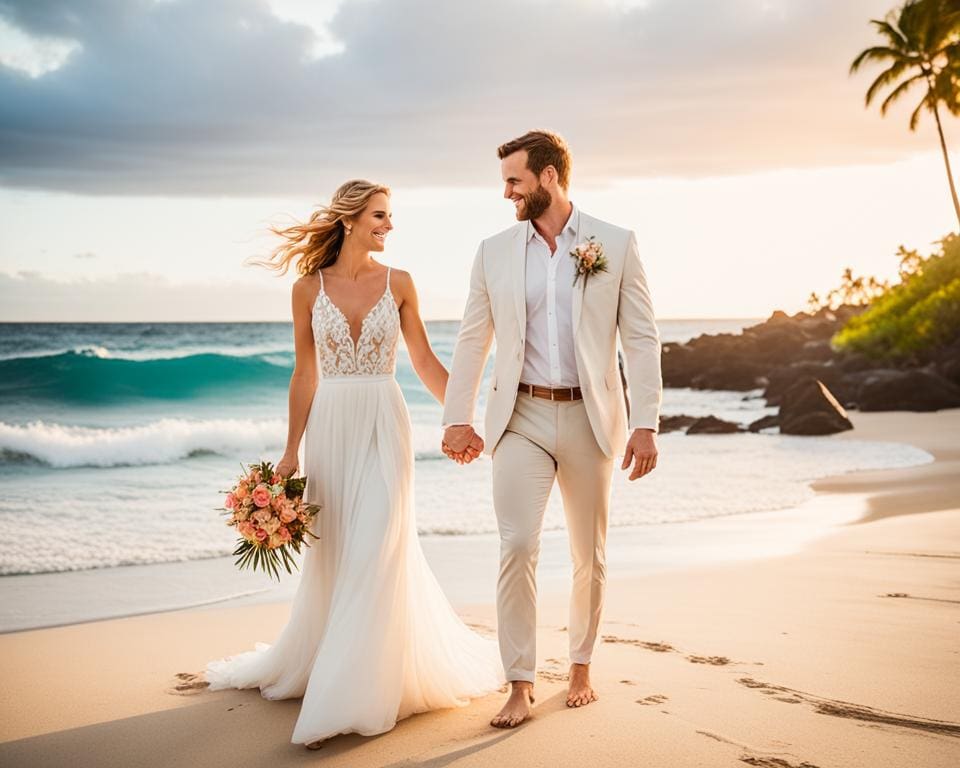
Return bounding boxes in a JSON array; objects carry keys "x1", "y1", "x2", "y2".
[{"x1": 569, "y1": 236, "x2": 608, "y2": 286}]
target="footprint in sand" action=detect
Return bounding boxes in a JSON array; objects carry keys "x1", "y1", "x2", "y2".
[
  {"x1": 687, "y1": 654, "x2": 732, "y2": 665},
  {"x1": 169, "y1": 672, "x2": 210, "y2": 695},
  {"x1": 602, "y1": 635, "x2": 676, "y2": 653},
  {"x1": 736, "y1": 677, "x2": 960, "y2": 737},
  {"x1": 636, "y1": 694, "x2": 669, "y2": 705}
]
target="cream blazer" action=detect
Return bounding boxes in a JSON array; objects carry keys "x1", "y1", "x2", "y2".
[{"x1": 443, "y1": 210, "x2": 662, "y2": 458}]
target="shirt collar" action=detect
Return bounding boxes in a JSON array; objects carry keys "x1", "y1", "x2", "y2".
[{"x1": 526, "y1": 202, "x2": 579, "y2": 243}]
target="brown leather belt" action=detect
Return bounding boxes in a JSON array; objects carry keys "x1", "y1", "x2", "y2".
[{"x1": 517, "y1": 382, "x2": 583, "y2": 401}]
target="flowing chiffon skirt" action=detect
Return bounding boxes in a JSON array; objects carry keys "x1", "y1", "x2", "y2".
[{"x1": 204, "y1": 374, "x2": 504, "y2": 744}]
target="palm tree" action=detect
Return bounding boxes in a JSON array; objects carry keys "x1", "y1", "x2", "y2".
[{"x1": 851, "y1": 0, "x2": 960, "y2": 226}]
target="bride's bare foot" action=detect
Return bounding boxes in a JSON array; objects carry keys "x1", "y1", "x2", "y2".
[
  {"x1": 566, "y1": 663, "x2": 598, "y2": 708},
  {"x1": 490, "y1": 681, "x2": 535, "y2": 728}
]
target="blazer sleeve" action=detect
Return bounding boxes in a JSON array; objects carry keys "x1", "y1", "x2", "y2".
[
  {"x1": 617, "y1": 230, "x2": 663, "y2": 433},
  {"x1": 442, "y1": 241, "x2": 495, "y2": 427}
]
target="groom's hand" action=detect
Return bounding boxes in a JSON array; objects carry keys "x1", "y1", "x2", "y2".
[
  {"x1": 621, "y1": 428, "x2": 657, "y2": 480},
  {"x1": 442, "y1": 425, "x2": 483, "y2": 464}
]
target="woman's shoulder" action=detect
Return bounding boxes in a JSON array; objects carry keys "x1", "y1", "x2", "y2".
[{"x1": 292, "y1": 271, "x2": 322, "y2": 304}]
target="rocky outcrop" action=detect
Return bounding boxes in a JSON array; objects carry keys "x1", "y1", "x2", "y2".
[
  {"x1": 686, "y1": 416, "x2": 744, "y2": 434},
  {"x1": 778, "y1": 378, "x2": 853, "y2": 435},
  {"x1": 855, "y1": 369, "x2": 960, "y2": 412}
]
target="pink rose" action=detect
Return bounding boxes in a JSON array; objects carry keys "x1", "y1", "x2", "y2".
[
  {"x1": 271, "y1": 473, "x2": 282, "y2": 484},
  {"x1": 278, "y1": 526, "x2": 292, "y2": 543},
  {"x1": 254, "y1": 528, "x2": 268, "y2": 542},
  {"x1": 225, "y1": 492, "x2": 236, "y2": 509},
  {"x1": 252, "y1": 484, "x2": 272, "y2": 508}
]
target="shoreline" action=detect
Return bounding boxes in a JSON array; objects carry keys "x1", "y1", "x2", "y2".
[
  {"x1": 0, "y1": 424, "x2": 934, "y2": 634},
  {"x1": 0, "y1": 408, "x2": 957, "y2": 765}
]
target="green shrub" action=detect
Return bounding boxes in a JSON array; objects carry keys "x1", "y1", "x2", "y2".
[{"x1": 832, "y1": 233, "x2": 960, "y2": 359}]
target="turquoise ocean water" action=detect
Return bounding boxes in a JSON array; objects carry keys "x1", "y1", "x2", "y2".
[{"x1": 0, "y1": 319, "x2": 933, "y2": 580}]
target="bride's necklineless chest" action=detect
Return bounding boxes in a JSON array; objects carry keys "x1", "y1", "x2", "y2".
[{"x1": 314, "y1": 268, "x2": 396, "y2": 349}]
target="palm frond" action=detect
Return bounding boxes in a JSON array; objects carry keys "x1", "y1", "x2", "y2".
[
  {"x1": 865, "y1": 59, "x2": 912, "y2": 104},
  {"x1": 880, "y1": 71, "x2": 927, "y2": 114},
  {"x1": 851, "y1": 45, "x2": 912, "y2": 75},
  {"x1": 871, "y1": 18, "x2": 910, "y2": 49},
  {"x1": 909, "y1": 94, "x2": 929, "y2": 130}
]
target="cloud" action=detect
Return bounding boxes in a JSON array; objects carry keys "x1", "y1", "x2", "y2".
[{"x1": 0, "y1": 0, "x2": 932, "y2": 196}]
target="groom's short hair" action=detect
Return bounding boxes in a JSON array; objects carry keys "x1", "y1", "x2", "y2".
[{"x1": 497, "y1": 130, "x2": 571, "y2": 191}]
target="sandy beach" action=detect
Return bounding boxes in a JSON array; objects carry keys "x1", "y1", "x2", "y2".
[{"x1": 0, "y1": 409, "x2": 957, "y2": 768}]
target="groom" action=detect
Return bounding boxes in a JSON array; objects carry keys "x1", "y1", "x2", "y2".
[{"x1": 442, "y1": 130, "x2": 662, "y2": 728}]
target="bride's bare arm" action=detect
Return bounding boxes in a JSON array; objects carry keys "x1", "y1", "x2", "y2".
[
  {"x1": 276, "y1": 277, "x2": 319, "y2": 477},
  {"x1": 395, "y1": 270, "x2": 448, "y2": 404}
]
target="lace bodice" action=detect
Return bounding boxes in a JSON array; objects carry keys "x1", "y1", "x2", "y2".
[{"x1": 312, "y1": 268, "x2": 399, "y2": 377}]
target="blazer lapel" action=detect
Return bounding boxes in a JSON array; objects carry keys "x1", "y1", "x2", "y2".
[
  {"x1": 512, "y1": 224, "x2": 527, "y2": 337},
  {"x1": 572, "y1": 211, "x2": 589, "y2": 336}
]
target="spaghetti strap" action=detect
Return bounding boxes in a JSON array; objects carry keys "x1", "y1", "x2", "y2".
[
  {"x1": 318, "y1": 271, "x2": 324, "y2": 291},
  {"x1": 385, "y1": 267, "x2": 391, "y2": 294}
]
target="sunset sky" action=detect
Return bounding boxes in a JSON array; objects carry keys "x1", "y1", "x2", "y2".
[{"x1": 1, "y1": 0, "x2": 957, "y2": 321}]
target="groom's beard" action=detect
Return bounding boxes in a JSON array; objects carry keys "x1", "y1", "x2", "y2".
[{"x1": 517, "y1": 186, "x2": 551, "y2": 221}]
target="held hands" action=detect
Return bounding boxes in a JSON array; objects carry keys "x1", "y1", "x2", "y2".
[
  {"x1": 621, "y1": 428, "x2": 658, "y2": 481},
  {"x1": 442, "y1": 425, "x2": 484, "y2": 465}
]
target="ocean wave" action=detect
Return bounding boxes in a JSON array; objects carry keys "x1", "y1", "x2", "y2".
[
  {"x1": 0, "y1": 350, "x2": 293, "y2": 404},
  {"x1": 0, "y1": 418, "x2": 286, "y2": 468}
]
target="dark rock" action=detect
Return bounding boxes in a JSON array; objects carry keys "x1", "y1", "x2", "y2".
[
  {"x1": 748, "y1": 414, "x2": 781, "y2": 432},
  {"x1": 763, "y1": 362, "x2": 846, "y2": 405},
  {"x1": 781, "y1": 411, "x2": 854, "y2": 435},
  {"x1": 658, "y1": 414, "x2": 699, "y2": 433},
  {"x1": 796, "y1": 339, "x2": 835, "y2": 362},
  {"x1": 779, "y1": 377, "x2": 853, "y2": 435},
  {"x1": 690, "y1": 363, "x2": 768, "y2": 391},
  {"x1": 856, "y1": 369, "x2": 960, "y2": 412},
  {"x1": 686, "y1": 415, "x2": 744, "y2": 434}
]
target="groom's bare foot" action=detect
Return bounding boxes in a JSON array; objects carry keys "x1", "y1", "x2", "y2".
[
  {"x1": 490, "y1": 681, "x2": 535, "y2": 728},
  {"x1": 566, "y1": 663, "x2": 598, "y2": 708}
]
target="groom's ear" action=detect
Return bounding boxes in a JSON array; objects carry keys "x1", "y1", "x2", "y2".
[{"x1": 540, "y1": 165, "x2": 558, "y2": 188}]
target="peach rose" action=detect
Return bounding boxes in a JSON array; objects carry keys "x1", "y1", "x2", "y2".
[
  {"x1": 254, "y1": 507, "x2": 272, "y2": 525},
  {"x1": 234, "y1": 482, "x2": 249, "y2": 501},
  {"x1": 224, "y1": 492, "x2": 236, "y2": 509},
  {"x1": 278, "y1": 526, "x2": 292, "y2": 543},
  {"x1": 252, "y1": 484, "x2": 272, "y2": 508},
  {"x1": 264, "y1": 517, "x2": 281, "y2": 535},
  {"x1": 279, "y1": 504, "x2": 297, "y2": 524},
  {"x1": 268, "y1": 532, "x2": 284, "y2": 549},
  {"x1": 270, "y1": 493, "x2": 287, "y2": 512}
]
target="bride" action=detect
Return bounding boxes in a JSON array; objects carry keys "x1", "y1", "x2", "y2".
[{"x1": 204, "y1": 179, "x2": 504, "y2": 748}]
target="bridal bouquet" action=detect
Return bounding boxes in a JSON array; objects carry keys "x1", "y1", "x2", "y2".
[{"x1": 220, "y1": 460, "x2": 321, "y2": 580}]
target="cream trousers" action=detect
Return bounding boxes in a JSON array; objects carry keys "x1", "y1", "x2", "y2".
[{"x1": 491, "y1": 391, "x2": 615, "y2": 683}]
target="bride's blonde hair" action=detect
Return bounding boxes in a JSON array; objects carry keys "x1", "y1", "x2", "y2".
[{"x1": 250, "y1": 179, "x2": 391, "y2": 276}]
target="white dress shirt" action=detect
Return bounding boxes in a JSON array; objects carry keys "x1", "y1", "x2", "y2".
[{"x1": 521, "y1": 204, "x2": 580, "y2": 387}]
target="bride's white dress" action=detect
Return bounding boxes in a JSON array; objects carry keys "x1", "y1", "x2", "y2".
[{"x1": 204, "y1": 267, "x2": 504, "y2": 744}]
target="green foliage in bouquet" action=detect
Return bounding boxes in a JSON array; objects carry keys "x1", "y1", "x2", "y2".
[
  {"x1": 219, "y1": 459, "x2": 321, "y2": 581},
  {"x1": 832, "y1": 233, "x2": 960, "y2": 360}
]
